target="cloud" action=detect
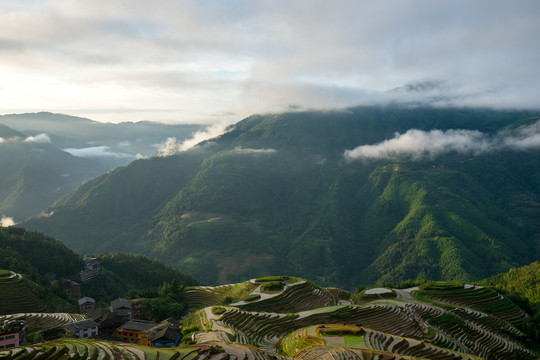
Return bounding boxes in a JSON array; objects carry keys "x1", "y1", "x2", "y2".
[
  {"x1": 233, "y1": 146, "x2": 277, "y2": 155},
  {"x1": 0, "y1": 216, "x2": 15, "y2": 227},
  {"x1": 24, "y1": 133, "x2": 51, "y2": 143},
  {"x1": 155, "y1": 137, "x2": 182, "y2": 157},
  {"x1": 62, "y1": 146, "x2": 133, "y2": 158},
  {"x1": 345, "y1": 120, "x2": 540, "y2": 161},
  {"x1": 0, "y1": 1, "x2": 539, "y2": 123},
  {"x1": 156, "y1": 122, "x2": 228, "y2": 156},
  {"x1": 0, "y1": 136, "x2": 21, "y2": 144}
]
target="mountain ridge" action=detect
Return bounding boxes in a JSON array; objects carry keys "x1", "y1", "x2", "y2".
[{"x1": 23, "y1": 106, "x2": 540, "y2": 287}]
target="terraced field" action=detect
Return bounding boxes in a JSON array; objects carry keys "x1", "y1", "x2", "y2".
[
  {"x1": 0, "y1": 280, "x2": 537, "y2": 360},
  {"x1": 185, "y1": 277, "x2": 338, "y2": 313},
  {"x1": 181, "y1": 282, "x2": 535, "y2": 360},
  {"x1": 0, "y1": 272, "x2": 44, "y2": 315},
  {"x1": 184, "y1": 280, "x2": 257, "y2": 309},
  {"x1": 0, "y1": 313, "x2": 87, "y2": 331}
]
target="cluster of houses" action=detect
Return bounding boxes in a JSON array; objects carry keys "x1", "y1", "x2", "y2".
[
  {"x1": 65, "y1": 297, "x2": 182, "y2": 347},
  {"x1": 0, "y1": 320, "x2": 28, "y2": 350},
  {"x1": 54, "y1": 256, "x2": 102, "y2": 299},
  {"x1": 48, "y1": 256, "x2": 183, "y2": 347}
]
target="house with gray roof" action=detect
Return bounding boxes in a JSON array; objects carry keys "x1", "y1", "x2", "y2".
[
  {"x1": 65, "y1": 319, "x2": 98, "y2": 339},
  {"x1": 111, "y1": 298, "x2": 132, "y2": 319}
]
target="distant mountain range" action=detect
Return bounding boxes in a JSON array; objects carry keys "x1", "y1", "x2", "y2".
[
  {"x1": 0, "y1": 113, "x2": 202, "y2": 221},
  {"x1": 22, "y1": 106, "x2": 540, "y2": 287}
]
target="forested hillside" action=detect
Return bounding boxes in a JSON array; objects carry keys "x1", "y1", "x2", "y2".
[
  {"x1": 0, "y1": 124, "x2": 106, "y2": 222},
  {"x1": 0, "y1": 227, "x2": 196, "y2": 307},
  {"x1": 23, "y1": 106, "x2": 540, "y2": 287}
]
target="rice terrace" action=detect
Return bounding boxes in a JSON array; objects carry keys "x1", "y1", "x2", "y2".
[{"x1": 1, "y1": 276, "x2": 536, "y2": 360}]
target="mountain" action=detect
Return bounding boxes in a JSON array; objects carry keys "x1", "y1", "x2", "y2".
[
  {"x1": 23, "y1": 106, "x2": 540, "y2": 287},
  {"x1": 0, "y1": 112, "x2": 203, "y2": 166},
  {"x1": 0, "y1": 123, "x2": 107, "y2": 222},
  {"x1": 0, "y1": 113, "x2": 203, "y2": 222}
]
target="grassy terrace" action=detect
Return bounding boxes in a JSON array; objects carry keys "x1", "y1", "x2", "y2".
[
  {"x1": 180, "y1": 280, "x2": 536, "y2": 360},
  {"x1": 0, "y1": 280, "x2": 537, "y2": 360},
  {"x1": 412, "y1": 286, "x2": 528, "y2": 326},
  {"x1": 0, "y1": 272, "x2": 44, "y2": 315}
]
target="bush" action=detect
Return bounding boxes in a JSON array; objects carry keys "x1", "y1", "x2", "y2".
[
  {"x1": 256, "y1": 275, "x2": 289, "y2": 282},
  {"x1": 261, "y1": 281, "x2": 283, "y2": 291},
  {"x1": 0, "y1": 269, "x2": 11, "y2": 277},
  {"x1": 222, "y1": 296, "x2": 234, "y2": 305},
  {"x1": 420, "y1": 281, "x2": 464, "y2": 291},
  {"x1": 211, "y1": 306, "x2": 226, "y2": 315},
  {"x1": 243, "y1": 294, "x2": 261, "y2": 302}
]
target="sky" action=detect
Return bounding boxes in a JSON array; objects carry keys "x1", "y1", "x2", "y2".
[{"x1": 0, "y1": 0, "x2": 539, "y2": 125}]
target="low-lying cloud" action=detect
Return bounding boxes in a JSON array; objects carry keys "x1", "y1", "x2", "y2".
[
  {"x1": 156, "y1": 122, "x2": 228, "y2": 157},
  {"x1": 234, "y1": 146, "x2": 277, "y2": 155},
  {"x1": 0, "y1": 136, "x2": 21, "y2": 143},
  {"x1": 24, "y1": 133, "x2": 51, "y2": 143},
  {"x1": 1, "y1": 216, "x2": 15, "y2": 227},
  {"x1": 62, "y1": 146, "x2": 133, "y2": 158},
  {"x1": 345, "y1": 120, "x2": 540, "y2": 161}
]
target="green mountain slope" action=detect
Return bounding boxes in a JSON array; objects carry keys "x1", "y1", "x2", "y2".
[
  {"x1": 481, "y1": 261, "x2": 540, "y2": 307},
  {"x1": 23, "y1": 106, "x2": 540, "y2": 287},
  {"x1": 0, "y1": 124, "x2": 108, "y2": 222},
  {"x1": 0, "y1": 226, "x2": 196, "y2": 306}
]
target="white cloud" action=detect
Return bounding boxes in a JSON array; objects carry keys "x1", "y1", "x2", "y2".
[
  {"x1": 0, "y1": 1, "x2": 539, "y2": 123},
  {"x1": 0, "y1": 216, "x2": 15, "y2": 227},
  {"x1": 0, "y1": 136, "x2": 21, "y2": 143},
  {"x1": 233, "y1": 146, "x2": 277, "y2": 155},
  {"x1": 345, "y1": 120, "x2": 540, "y2": 161},
  {"x1": 62, "y1": 146, "x2": 133, "y2": 158},
  {"x1": 156, "y1": 121, "x2": 228, "y2": 156},
  {"x1": 155, "y1": 137, "x2": 182, "y2": 157},
  {"x1": 24, "y1": 133, "x2": 51, "y2": 143}
]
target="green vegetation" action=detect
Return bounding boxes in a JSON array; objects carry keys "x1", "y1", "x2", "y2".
[
  {"x1": 481, "y1": 261, "x2": 540, "y2": 347},
  {"x1": 255, "y1": 275, "x2": 291, "y2": 282},
  {"x1": 178, "y1": 276, "x2": 536, "y2": 359},
  {"x1": 0, "y1": 227, "x2": 81, "y2": 314},
  {"x1": 1, "y1": 275, "x2": 539, "y2": 360},
  {"x1": 81, "y1": 253, "x2": 197, "y2": 303},
  {"x1": 419, "y1": 281, "x2": 464, "y2": 291},
  {"x1": 22, "y1": 106, "x2": 540, "y2": 287},
  {"x1": 0, "y1": 227, "x2": 82, "y2": 279},
  {"x1": 0, "y1": 269, "x2": 11, "y2": 277},
  {"x1": 243, "y1": 294, "x2": 260, "y2": 302},
  {"x1": 260, "y1": 280, "x2": 283, "y2": 291}
]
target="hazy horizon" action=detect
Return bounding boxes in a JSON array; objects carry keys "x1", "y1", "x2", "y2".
[{"x1": 1, "y1": 0, "x2": 539, "y2": 125}]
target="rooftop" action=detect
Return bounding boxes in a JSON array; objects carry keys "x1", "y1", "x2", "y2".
[
  {"x1": 111, "y1": 298, "x2": 132, "y2": 311},
  {"x1": 118, "y1": 320, "x2": 155, "y2": 332},
  {"x1": 78, "y1": 296, "x2": 96, "y2": 305},
  {"x1": 65, "y1": 319, "x2": 98, "y2": 332}
]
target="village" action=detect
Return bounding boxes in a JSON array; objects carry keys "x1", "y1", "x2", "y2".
[{"x1": 0, "y1": 256, "x2": 184, "y2": 350}]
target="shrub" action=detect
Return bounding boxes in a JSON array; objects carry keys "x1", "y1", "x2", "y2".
[
  {"x1": 256, "y1": 275, "x2": 289, "y2": 282},
  {"x1": 0, "y1": 269, "x2": 11, "y2": 277},
  {"x1": 261, "y1": 281, "x2": 283, "y2": 291},
  {"x1": 212, "y1": 306, "x2": 226, "y2": 315},
  {"x1": 243, "y1": 294, "x2": 261, "y2": 302},
  {"x1": 420, "y1": 281, "x2": 464, "y2": 291},
  {"x1": 222, "y1": 296, "x2": 234, "y2": 305}
]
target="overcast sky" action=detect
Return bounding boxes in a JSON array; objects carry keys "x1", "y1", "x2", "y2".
[{"x1": 0, "y1": 0, "x2": 539, "y2": 124}]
